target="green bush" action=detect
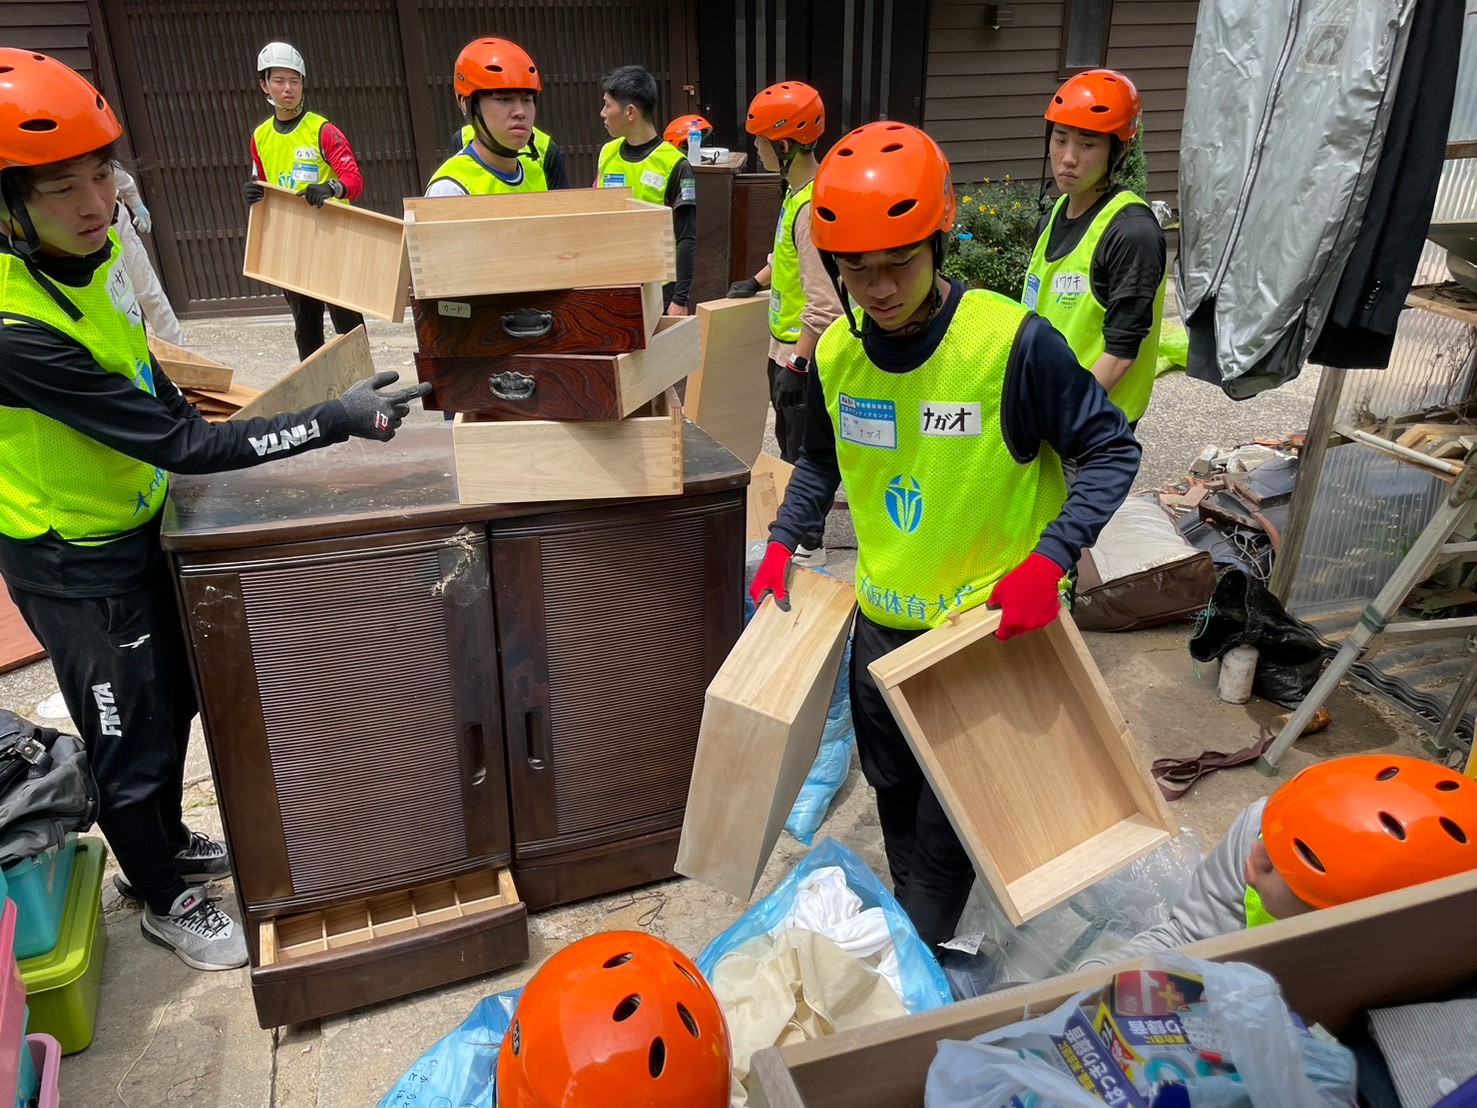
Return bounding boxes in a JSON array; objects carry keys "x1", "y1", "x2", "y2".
[
  {"x1": 1118, "y1": 120, "x2": 1148, "y2": 200},
  {"x1": 942, "y1": 177, "x2": 1046, "y2": 297}
]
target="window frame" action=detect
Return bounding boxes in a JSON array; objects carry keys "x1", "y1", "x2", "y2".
[{"x1": 1057, "y1": 0, "x2": 1116, "y2": 78}]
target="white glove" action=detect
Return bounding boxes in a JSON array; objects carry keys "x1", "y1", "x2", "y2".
[{"x1": 132, "y1": 205, "x2": 152, "y2": 234}]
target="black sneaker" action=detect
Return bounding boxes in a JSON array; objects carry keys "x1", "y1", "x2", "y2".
[
  {"x1": 114, "y1": 831, "x2": 232, "y2": 900},
  {"x1": 141, "y1": 887, "x2": 248, "y2": 971}
]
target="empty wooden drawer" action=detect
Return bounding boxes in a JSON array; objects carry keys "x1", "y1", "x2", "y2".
[
  {"x1": 869, "y1": 606, "x2": 1176, "y2": 926},
  {"x1": 412, "y1": 284, "x2": 663, "y2": 359},
  {"x1": 404, "y1": 189, "x2": 675, "y2": 298},
  {"x1": 251, "y1": 866, "x2": 528, "y2": 1027},
  {"x1": 419, "y1": 315, "x2": 699, "y2": 420}
]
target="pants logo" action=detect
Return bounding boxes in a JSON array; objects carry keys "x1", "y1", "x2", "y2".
[{"x1": 91, "y1": 682, "x2": 122, "y2": 737}]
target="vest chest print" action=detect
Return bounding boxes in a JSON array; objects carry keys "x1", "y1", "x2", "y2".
[{"x1": 105, "y1": 255, "x2": 142, "y2": 327}]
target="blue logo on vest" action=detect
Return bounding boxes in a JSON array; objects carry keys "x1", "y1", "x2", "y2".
[{"x1": 885, "y1": 475, "x2": 924, "y2": 534}]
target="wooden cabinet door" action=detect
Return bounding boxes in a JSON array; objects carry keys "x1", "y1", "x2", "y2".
[
  {"x1": 490, "y1": 492, "x2": 744, "y2": 863},
  {"x1": 174, "y1": 525, "x2": 509, "y2": 913}
]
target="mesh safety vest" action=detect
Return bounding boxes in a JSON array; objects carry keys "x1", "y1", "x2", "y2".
[
  {"x1": 1022, "y1": 191, "x2": 1164, "y2": 422},
  {"x1": 769, "y1": 181, "x2": 813, "y2": 344},
  {"x1": 818, "y1": 290, "x2": 1067, "y2": 630},
  {"x1": 459, "y1": 123, "x2": 555, "y2": 163},
  {"x1": 427, "y1": 148, "x2": 547, "y2": 195},
  {"x1": 1243, "y1": 884, "x2": 1277, "y2": 928},
  {"x1": 0, "y1": 233, "x2": 166, "y2": 543},
  {"x1": 596, "y1": 138, "x2": 686, "y2": 206},
  {"x1": 253, "y1": 111, "x2": 346, "y2": 202}
]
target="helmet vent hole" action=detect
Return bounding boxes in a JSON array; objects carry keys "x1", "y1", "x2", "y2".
[
  {"x1": 677, "y1": 1002, "x2": 700, "y2": 1037},
  {"x1": 836, "y1": 148, "x2": 855, "y2": 157},
  {"x1": 95, "y1": 95, "x2": 104, "y2": 110},
  {"x1": 603, "y1": 951, "x2": 634, "y2": 968},
  {"x1": 510, "y1": 1019, "x2": 522, "y2": 1055},
  {"x1": 673, "y1": 960, "x2": 700, "y2": 987},
  {"x1": 0, "y1": 67, "x2": 12, "y2": 75},
  {"x1": 1054, "y1": 95, "x2": 1065, "y2": 104},
  {"x1": 1441, "y1": 817, "x2": 1468, "y2": 844},
  {"x1": 18, "y1": 119, "x2": 57, "y2": 133},
  {"x1": 1378, "y1": 812, "x2": 1407, "y2": 841},
  {"x1": 486, "y1": 64, "x2": 504, "y2": 73},
  {"x1": 1436, "y1": 779, "x2": 1461, "y2": 791},
  {"x1": 887, "y1": 199, "x2": 918, "y2": 218},
  {"x1": 880, "y1": 142, "x2": 904, "y2": 153},
  {"x1": 816, "y1": 206, "x2": 837, "y2": 222},
  {"x1": 1293, "y1": 839, "x2": 1326, "y2": 873},
  {"x1": 613, "y1": 994, "x2": 642, "y2": 1022},
  {"x1": 1376, "y1": 765, "x2": 1401, "y2": 781},
  {"x1": 1090, "y1": 104, "x2": 1110, "y2": 113},
  {"x1": 648, "y1": 1037, "x2": 667, "y2": 1078}
]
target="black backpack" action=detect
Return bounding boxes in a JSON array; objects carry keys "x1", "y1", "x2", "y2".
[{"x1": 0, "y1": 710, "x2": 97, "y2": 867}]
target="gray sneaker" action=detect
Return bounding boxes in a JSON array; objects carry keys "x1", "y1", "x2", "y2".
[
  {"x1": 141, "y1": 888, "x2": 249, "y2": 971},
  {"x1": 792, "y1": 544, "x2": 828, "y2": 569},
  {"x1": 113, "y1": 831, "x2": 231, "y2": 900}
]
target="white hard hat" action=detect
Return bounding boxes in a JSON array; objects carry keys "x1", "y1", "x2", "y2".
[{"x1": 256, "y1": 42, "x2": 305, "y2": 77}]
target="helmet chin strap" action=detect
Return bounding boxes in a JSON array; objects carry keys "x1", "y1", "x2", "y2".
[
  {"x1": 0, "y1": 188, "x2": 84, "y2": 321},
  {"x1": 821, "y1": 242, "x2": 948, "y2": 341}
]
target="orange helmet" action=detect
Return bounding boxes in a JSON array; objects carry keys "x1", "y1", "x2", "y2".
[
  {"x1": 0, "y1": 49, "x2": 122, "y2": 171},
  {"x1": 497, "y1": 931, "x2": 731, "y2": 1107},
  {"x1": 665, "y1": 114, "x2": 713, "y2": 148},
  {"x1": 1263, "y1": 754, "x2": 1477, "y2": 910},
  {"x1": 1045, "y1": 69, "x2": 1141, "y2": 142},
  {"x1": 811, "y1": 122, "x2": 955, "y2": 255},
  {"x1": 454, "y1": 38, "x2": 542, "y2": 97},
  {"x1": 746, "y1": 82, "x2": 825, "y2": 145}
]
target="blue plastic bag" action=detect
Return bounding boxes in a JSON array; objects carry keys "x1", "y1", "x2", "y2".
[
  {"x1": 696, "y1": 836, "x2": 952, "y2": 1014},
  {"x1": 742, "y1": 541, "x2": 857, "y2": 846},
  {"x1": 378, "y1": 989, "x2": 521, "y2": 1108}
]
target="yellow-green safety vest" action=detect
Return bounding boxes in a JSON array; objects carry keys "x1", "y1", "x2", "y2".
[
  {"x1": 595, "y1": 138, "x2": 687, "y2": 207},
  {"x1": 0, "y1": 232, "x2": 166, "y2": 543},
  {"x1": 427, "y1": 148, "x2": 547, "y2": 196},
  {"x1": 1244, "y1": 884, "x2": 1277, "y2": 928},
  {"x1": 253, "y1": 111, "x2": 346, "y2": 203},
  {"x1": 1022, "y1": 191, "x2": 1164, "y2": 422},
  {"x1": 459, "y1": 123, "x2": 555, "y2": 164},
  {"x1": 818, "y1": 290, "x2": 1068, "y2": 630},
  {"x1": 769, "y1": 180, "x2": 813, "y2": 344}
]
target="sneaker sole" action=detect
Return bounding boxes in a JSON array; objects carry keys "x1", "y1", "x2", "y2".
[
  {"x1": 115, "y1": 871, "x2": 232, "y2": 901},
  {"x1": 139, "y1": 916, "x2": 248, "y2": 972}
]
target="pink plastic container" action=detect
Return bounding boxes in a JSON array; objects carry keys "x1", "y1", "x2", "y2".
[
  {"x1": 23, "y1": 1034, "x2": 59, "y2": 1108},
  {"x1": 0, "y1": 901, "x2": 25, "y2": 1105}
]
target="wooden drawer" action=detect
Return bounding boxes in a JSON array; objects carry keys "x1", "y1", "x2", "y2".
[
  {"x1": 420, "y1": 314, "x2": 699, "y2": 421},
  {"x1": 411, "y1": 283, "x2": 662, "y2": 359},
  {"x1": 251, "y1": 866, "x2": 528, "y2": 1027}
]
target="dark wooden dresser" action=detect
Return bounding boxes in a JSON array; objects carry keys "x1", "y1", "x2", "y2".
[{"x1": 162, "y1": 421, "x2": 747, "y2": 1026}]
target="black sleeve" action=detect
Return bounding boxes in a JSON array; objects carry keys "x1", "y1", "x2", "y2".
[
  {"x1": 151, "y1": 356, "x2": 204, "y2": 424},
  {"x1": 672, "y1": 205, "x2": 697, "y2": 308},
  {"x1": 770, "y1": 363, "x2": 841, "y2": 550},
  {"x1": 1001, "y1": 315, "x2": 1140, "y2": 570},
  {"x1": 0, "y1": 317, "x2": 353, "y2": 475},
  {"x1": 1095, "y1": 205, "x2": 1166, "y2": 360},
  {"x1": 541, "y1": 139, "x2": 569, "y2": 190}
]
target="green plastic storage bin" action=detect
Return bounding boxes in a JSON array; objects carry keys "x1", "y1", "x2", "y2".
[
  {"x1": 18, "y1": 837, "x2": 106, "y2": 1055},
  {"x1": 4, "y1": 836, "x2": 76, "y2": 960}
]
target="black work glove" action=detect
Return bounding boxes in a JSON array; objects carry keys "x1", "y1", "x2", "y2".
[
  {"x1": 727, "y1": 276, "x2": 767, "y2": 298},
  {"x1": 303, "y1": 182, "x2": 339, "y2": 208},
  {"x1": 338, "y1": 372, "x2": 432, "y2": 441},
  {"x1": 775, "y1": 357, "x2": 808, "y2": 409},
  {"x1": 242, "y1": 179, "x2": 265, "y2": 205}
]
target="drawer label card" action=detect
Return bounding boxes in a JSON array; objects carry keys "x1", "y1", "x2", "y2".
[{"x1": 438, "y1": 301, "x2": 472, "y2": 319}]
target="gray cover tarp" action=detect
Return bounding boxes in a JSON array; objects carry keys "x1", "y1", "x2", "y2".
[{"x1": 1178, "y1": 0, "x2": 1417, "y2": 396}]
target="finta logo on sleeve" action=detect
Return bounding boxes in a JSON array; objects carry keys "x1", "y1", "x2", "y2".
[{"x1": 249, "y1": 420, "x2": 322, "y2": 457}]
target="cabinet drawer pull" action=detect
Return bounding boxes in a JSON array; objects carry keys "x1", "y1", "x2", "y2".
[
  {"x1": 489, "y1": 371, "x2": 536, "y2": 401},
  {"x1": 526, "y1": 708, "x2": 552, "y2": 771},
  {"x1": 500, "y1": 307, "x2": 554, "y2": 339}
]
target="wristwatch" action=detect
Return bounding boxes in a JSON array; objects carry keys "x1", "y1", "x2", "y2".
[{"x1": 785, "y1": 354, "x2": 810, "y2": 374}]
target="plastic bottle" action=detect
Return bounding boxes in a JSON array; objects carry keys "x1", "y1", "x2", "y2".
[
  {"x1": 1217, "y1": 644, "x2": 1259, "y2": 704},
  {"x1": 688, "y1": 122, "x2": 703, "y2": 166}
]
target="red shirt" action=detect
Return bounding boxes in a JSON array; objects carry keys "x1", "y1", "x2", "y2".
[{"x1": 249, "y1": 119, "x2": 364, "y2": 201}]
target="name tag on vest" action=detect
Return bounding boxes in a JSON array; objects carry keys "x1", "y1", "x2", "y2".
[
  {"x1": 641, "y1": 168, "x2": 665, "y2": 191},
  {"x1": 919, "y1": 402, "x2": 981, "y2": 437},
  {"x1": 601, "y1": 172, "x2": 626, "y2": 187},
  {"x1": 839, "y1": 395, "x2": 897, "y2": 449},
  {"x1": 105, "y1": 255, "x2": 142, "y2": 327},
  {"x1": 1052, "y1": 272, "x2": 1088, "y2": 296},
  {"x1": 1023, "y1": 272, "x2": 1042, "y2": 310}
]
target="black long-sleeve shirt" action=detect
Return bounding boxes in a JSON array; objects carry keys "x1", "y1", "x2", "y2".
[
  {"x1": 771, "y1": 281, "x2": 1140, "y2": 574},
  {"x1": 0, "y1": 241, "x2": 352, "y2": 595},
  {"x1": 608, "y1": 135, "x2": 697, "y2": 307}
]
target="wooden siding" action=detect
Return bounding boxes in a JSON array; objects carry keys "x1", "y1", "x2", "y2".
[
  {"x1": 924, "y1": 0, "x2": 1198, "y2": 208},
  {"x1": 0, "y1": 0, "x2": 94, "y2": 80}
]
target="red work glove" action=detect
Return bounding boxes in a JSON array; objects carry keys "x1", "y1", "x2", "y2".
[
  {"x1": 749, "y1": 541, "x2": 795, "y2": 611},
  {"x1": 987, "y1": 552, "x2": 1067, "y2": 640}
]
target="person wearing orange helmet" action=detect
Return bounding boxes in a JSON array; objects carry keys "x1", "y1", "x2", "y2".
[
  {"x1": 497, "y1": 931, "x2": 731, "y2": 1107},
  {"x1": 1024, "y1": 69, "x2": 1166, "y2": 430},
  {"x1": 0, "y1": 51, "x2": 428, "y2": 973},
  {"x1": 241, "y1": 42, "x2": 368, "y2": 362},
  {"x1": 1081, "y1": 755, "x2": 1477, "y2": 968},
  {"x1": 664, "y1": 113, "x2": 713, "y2": 155},
  {"x1": 750, "y1": 122, "x2": 1139, "y2": 948},
  {"x1": 429, "y1": 38, "x2": 567, "y2": 197},
  {"x1": 596, "y1": 66, "x2": 696, "y2": 315}
]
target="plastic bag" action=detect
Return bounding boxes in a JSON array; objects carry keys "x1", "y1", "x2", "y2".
[
  {"x1": 742, "y1": 541, "x2": 857, "y2": 846},
  {"x1": 938, "y1": 834, "x2": 1202, "y2": 1000},
  {"x1": 377, "y1": 989, "x2": 520, "y2": 1108},
  {"x1": 924, "y1": 953, "x2": 1356, "y2": 1108},
  {"x1": 0, "y1": 710, "x2": 97, "y2": 867},
  {"x1": 1188, "y1": 571, "x2": 1328, "y2": 708},
  {"x1": 696, "y1": 836, "x2": 952, "y2": 1014}
]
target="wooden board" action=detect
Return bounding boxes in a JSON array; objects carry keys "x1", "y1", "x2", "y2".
[
  {"x1": 453, "y1": 407, "x2": 684, "y2": 504},
  {"x1": 418, "y1": 314, "x2": 699, "y2": 421},
  {"x1": 243, "y1": 184, "x2": 410, "y2": 322},
  {"x1": 183, "y1": 382, "x2": 263, "y2": 422},
  {"x1": 147, "y1": 336, "x2": 233, "y2": 391},
  {"x1": 685, "y1": 297, "x2": 772, "y2": 466},
  {"x1": 229, "y1": 326, "x2": 373, "y2": 422},
  {"x1": 746, "y1": 452, "x2": 796, "y2": 542},
  {"x1": 411, "y1": 283, "x2": 663, "y2": 359},
  {"x1": 868, "y1": 605, "x2": 1175, "y2": 927},
  {"x1": 749, "y1": 867, "x2": 1477, "y2": 1108},
  {"x1": 404, "y1": 189, "x2": 675, "y2": 299},
  {"x1": 0, "y1": 588, "x2": 44, "y2": 675},
  {"x1": 676, "y1": 569, "x2": 856, "y2": 899}
]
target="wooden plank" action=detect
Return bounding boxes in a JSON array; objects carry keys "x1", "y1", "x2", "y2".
[
  {"x1": 453, "y1": 408, "x2": 684, "y2": 504},
  {"x1": 747, "y1": 453, "x2": 796, "y2": 542},
  {"x1": 229, "y1": 325, "x2": 373, "y2": 422},
  {"x1": 148, "y1": 335, "x2": 234, "y2": 392},
  {"x1": 868, "y1": 606, "x2": 1175, "y2": 926},
  {"x1": 403, "y1": 191, "x2": 675, "y2": 299},
  {"x1": 0, "y1": 588, "x2": 44, "y2": 675},
  {"x1": 676, "y1": 569, "x2": 856, "y2": 899},
  {"x1": 242, "y1": 184, "x2": 410, "y2": 322},
  {"x1": 685, "y1": 297, "x2": 772, "y2": 466}
]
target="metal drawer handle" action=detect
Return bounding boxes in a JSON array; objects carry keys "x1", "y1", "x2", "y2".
[
  {"x1": 489, "y1": 371, "x2": 536, "y2": 401},
  {"x1": 501, "y1": 307, "x2": 554, "y2": 339}
]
